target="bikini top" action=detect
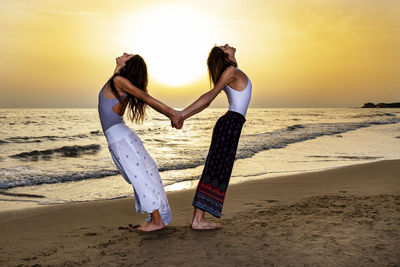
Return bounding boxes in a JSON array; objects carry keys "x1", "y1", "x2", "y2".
[
  {"x1": 98, "y1": 77, "x2": 127, "y2": 132},
  {"x1": 223, "y1": 68, "x2": 252, "y2": 117}
]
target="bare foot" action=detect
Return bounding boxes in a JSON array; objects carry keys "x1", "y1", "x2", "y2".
[
  {"x1": 190, "y1": 219, "x2": 222, "y2": 230},
  {"x1": 188, "y1": 215, "x2": 194, "y2": 228},
  {"x1": 137, "y1": 221, "x2": 165, "y2": 232},
  {"x1": 137, "y1": 221, "x2": 149, "y2": 229}
]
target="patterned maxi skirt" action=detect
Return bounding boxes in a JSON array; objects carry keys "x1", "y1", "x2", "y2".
[
  {"x1": 104, "y1": 123, "x2": 172, "y2": 225},
  {"x1": 192, "y1": 111, "x2": 246, "y2": 218}
]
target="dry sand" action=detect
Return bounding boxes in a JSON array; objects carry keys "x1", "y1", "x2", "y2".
[{"x1": 1, "y1": 160, "x2": 399, "y2": 266}]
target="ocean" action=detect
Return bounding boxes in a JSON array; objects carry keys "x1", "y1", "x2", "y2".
[{"x1": 1, "y1": 108, "x2": 400, "y2": 210}]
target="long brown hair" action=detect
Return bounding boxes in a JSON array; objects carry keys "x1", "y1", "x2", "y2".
[
  {"x1": 110, "y1": 55, "x2": 148, "y2": 124},
  {"x1": 207, "y1": 46, "x2": 237, "y2": 86}
]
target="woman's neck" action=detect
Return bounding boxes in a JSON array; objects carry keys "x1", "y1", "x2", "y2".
[
  {"x1": 114, "y1": 65, "x2": 122, "y2": 74},
  {"x1": 229, "y1": 56, "x2": 237, "y2": 66}
]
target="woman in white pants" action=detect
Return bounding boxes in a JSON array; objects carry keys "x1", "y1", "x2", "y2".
[{"x1": 98, "y1": 53, "x2": 182, "y2": 232}]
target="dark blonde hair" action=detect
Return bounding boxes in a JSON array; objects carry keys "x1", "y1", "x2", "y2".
[
  {"x1": 110, "y1": 55, "x2": 148, "y2": 124},
  {"x1": 207, "y1": 46, "x2": 237, "y2": 86}
]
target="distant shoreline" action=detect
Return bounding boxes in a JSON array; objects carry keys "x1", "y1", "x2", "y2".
[{"x1": 362, "y1": 102, "x2": 400, "y2": 108}]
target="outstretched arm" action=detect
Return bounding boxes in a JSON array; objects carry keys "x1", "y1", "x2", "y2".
[
  {"x1": 114, "y1": 76, "x2": 182, "y2": 128},
  {"x1": 181, "y1": 67, "x2": 235, "y2": 120}
]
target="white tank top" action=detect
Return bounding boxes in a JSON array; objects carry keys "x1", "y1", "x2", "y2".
[{"x1": 223, "y1": 68, "x2": 252, "y2": 117}]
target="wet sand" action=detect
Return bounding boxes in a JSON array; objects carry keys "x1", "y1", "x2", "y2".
[{"x1": 1, "y1": 160, "x2": 399, "y2": 266}]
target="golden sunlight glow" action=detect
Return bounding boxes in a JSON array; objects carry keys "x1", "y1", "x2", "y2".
[
  {"x1": 121, "y1": 4, "x2": 216, "y2": 87},
  {"x1": 114, "y1": 4, "x2": 213, "y2": 87},
  {"x1": 1, "y1": 0, "x2": 399, "y2": 108}
]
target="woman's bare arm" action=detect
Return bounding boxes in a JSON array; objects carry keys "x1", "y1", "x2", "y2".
[
  {"x1": 181, "y1": 67, "x2": 235, "y2": 120},
  {"x1": 114, "y1": 76, "x2": 181, "y2": 127}
]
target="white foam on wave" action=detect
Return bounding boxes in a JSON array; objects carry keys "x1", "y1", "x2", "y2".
[
  {"x1": 0, "y1": 167, "x2": 119, "y2": 189},
  {"x1": 236, "y1": 117, "x2": 400, "y2": 160}
]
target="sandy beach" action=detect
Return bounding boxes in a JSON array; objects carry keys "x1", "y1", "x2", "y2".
[{"x1": 1, "y1": 159, "x2": 399, "y2": 266}]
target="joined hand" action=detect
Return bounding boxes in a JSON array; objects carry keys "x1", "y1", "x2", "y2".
[{"x1": 171, "y1": 111, "x2": 184, "y2": 129}]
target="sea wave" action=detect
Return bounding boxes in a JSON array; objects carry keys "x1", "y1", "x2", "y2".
[
  {"x1": 0, "y1": 168, "x2": 119, "y2": 189},
  {"x1": 306, "y1": 155, "x2": 381, "y2": 160},
  {"x1": 350, "y1": 112, "x2": 396, "y2": 119},
  {"x1": 0, "y1": 158, "x2": 205, "y2": 190},
  {"x1": 2, "y1": 115, "x2": 399, "y2": 190},
  {"x1": 151, "y1": 116, "x2": 400, "y2": 171},
  {"x1": 235, "y1": 117, "x2": 400, "y2": 160},
  {"x1": 90, "y1": 130, "x2": 103, "y2": 136},
  {"x1": 286, "y1": 124, "x2": 304, "y2": 131},
  {"x1": 10, "y1": 144, "x2": 101, "y2": 160},
  {"x1": 23, "y1": 120, "x2": 38, "y2": 125},
  {"x1": 5, "y1": 131, "x2": 102, "y2": 144},
  {"x1": 6, "y1": 136, "x2": 46, "y2": 143},
  {"x1": 158, "y1": 159, "x2": 205, "y2": 172}
]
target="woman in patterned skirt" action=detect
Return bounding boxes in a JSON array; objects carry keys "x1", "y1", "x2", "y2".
[{"x1": 180, "y1": 44, "x2": 252, "y2": 229}]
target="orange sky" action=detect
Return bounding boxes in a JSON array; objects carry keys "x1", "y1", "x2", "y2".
[{"x1": 0, "y1": 0, "x2": 399, "y2": 108}]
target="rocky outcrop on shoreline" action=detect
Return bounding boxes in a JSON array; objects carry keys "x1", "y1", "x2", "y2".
[{"x1": 362, "y1": 102, "x2": 400, "y2": 108}]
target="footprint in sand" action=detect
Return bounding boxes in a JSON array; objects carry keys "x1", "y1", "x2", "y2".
[
  {"x1": 22, "y1": 256, "x2": 37, "y2": 261},
  {"x1": 41, "y1": 249, "x2": 57, "y2": 256},
  {"x1": 85, "y1": 232, "x2": 97, "y2": 236},
  {"x1": 244, "y1": 202, "x2": 273, "y2": 207},
  {"x1": 118, "y1": 224, "x2": 139, "y2": 230},
  {"x1": 264, "y1": 199, "x2": 280, "y2": 203},
  {"x1": 118, "y1": 225, "x2": 138, "y2": 232},
  {"x1": 62, "y1": 233, "x2": 79, "y2": 237},
  {"x1": 129, "y1": 224, "x2": 139, "y2": 229}
]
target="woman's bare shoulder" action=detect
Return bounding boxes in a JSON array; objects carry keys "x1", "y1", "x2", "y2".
[
  {"x1": 221, "y1": 66, "x2": 237, "y2": 78},
  {"x1": 113, "y1": 75, "x2": 127, "y2": 84},
  {"x1": 110, "y1": 76, "x2": 129, "y2": 96}
]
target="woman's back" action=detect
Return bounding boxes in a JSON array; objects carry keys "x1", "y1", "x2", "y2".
[{"x1": 98, "y1": 81, "x2": 127, "y2": 133}]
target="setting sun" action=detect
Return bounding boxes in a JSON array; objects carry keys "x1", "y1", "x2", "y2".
[{"x1": 121, "y1": 4, "x2": 216, "y2": 87}]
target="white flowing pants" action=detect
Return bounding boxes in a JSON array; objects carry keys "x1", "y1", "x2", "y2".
[{"x1": 104, "y1": 123, "x2": 172, "y2": 225}]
